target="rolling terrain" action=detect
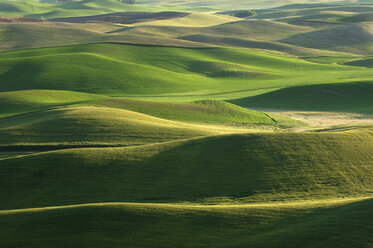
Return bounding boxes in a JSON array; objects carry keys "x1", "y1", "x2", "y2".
[
  {"x1": 0, "y1": 0, "x2": 212, "y2": 19},
  {"x1": 1, "y1": 127, "x2": 373, "y2": 246},
  {"x1": 1, "y1": 197, "x2": 371, "y2": 248},
  {"x1": 0, "y1": 43, "x2": 370, "y2": 99},
  {"x1": 0, "y1": 1, "x2": 373, "y2": 247}
]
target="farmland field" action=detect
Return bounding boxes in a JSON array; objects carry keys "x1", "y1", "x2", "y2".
[{"x1": 0, "y1": 0, "x2": 372, "y2": 247}]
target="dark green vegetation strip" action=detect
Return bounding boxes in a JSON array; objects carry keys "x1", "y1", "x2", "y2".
[{"x1": 0, "y1": 198, "x2": 372, "y2": 247}]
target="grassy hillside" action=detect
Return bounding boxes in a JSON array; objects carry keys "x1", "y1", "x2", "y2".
[
  {"x1": 340, "y1": 12, "x2": 373, "y2": 23},
  {"x1": 1, "y1": 128, "x2": 373, "y2": 209},
  {"x1": 231, "y1": 81, "x2": 373, "y2": 113},
  {"x1": 0, "y1": 19, "x2": 320, "y2": 55},
  {"x1": 0, "y1": 197, "x2": 372, "y2": 248},
  {"x1": 96, "y1": 98, "x2": 299, "y2": 126},
  {"x1": 0, "y1": 43, "x2": 370, "y2": 98},
  {"x1": 0, "y1": 90, "x2": 286, "y2": 126},
  {"x1": 276, "y1": 12, "x2": 355, "y2": 25},
  {"x1": 0, "y1": 106, "x2": 227, "y2": 146},
  {"x1": 1, "y1": 2, "x2": 373, "y2": 247},
  {"x1": 48, "y1": 11, "x2": 191, "y2": 24},
  {"x1": 129, "y1": 13, "x2": 241, "y2": 27},
  {"x1": 251, "y1": 4, "x2": 373, "y2": 21},
  {"x1": 281, "y1": 23, "x2": 373, "y2": 54},
  {"x1": 0, "y1": 22, "x2": 208, "y2": 52},
  {"x1": 0, "y1": 22, "x2": 107, "y2": 51},
  {"x1": 0, "y1": 90, "x2": 103, "y2": 117},
  {"x1": 165, "y1": 20, "x2": 312, "y2": 41},
  {"x1": 92, "y1": 98, "x2": 283, "y2": 124},
  {"x1": 0, "y1": 0, "x2": 209, "y2": 19},
  {"x1": 344, "y1": 57, "x2": 373, "y2": 68},
  {"x1": 137, "y1": 0, "x2": 349, "y2": 9},
  {"x1": 178, "y1": 34, "x2": 330, "y2": 56}
]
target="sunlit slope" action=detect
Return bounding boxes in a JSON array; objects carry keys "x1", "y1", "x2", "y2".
[
  {"x1": 0, "y1": 43, "x2": 370, "y2": 97},
  {"x1": 0, "y1": 198, "x2": 372, "y2": 248},
  {"x1": 129, "y1": 13, "x2": 241, "y2": 27},
  {"x1": 1, "y1": 129, "x2": 372, "y2": 209},
  {"x1": 232, "y1": 81, "x2": 373, "y2": 113},
  {"x1": 0, "y1": 90, "x2": 284, "y2": 125},
  {"x1": 0, "y1": 106, "x2": 227, "y2": 146},
  {"x1": 92, "y1": 98, "x2": 291, "y2": 124},
  {"x1": 0, "y1": 90, "x2": 103, "y2": 117}
]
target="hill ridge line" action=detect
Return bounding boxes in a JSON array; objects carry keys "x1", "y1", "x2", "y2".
[{"x1": 2, "y1": 196, "x2": 372, "y2": 214}]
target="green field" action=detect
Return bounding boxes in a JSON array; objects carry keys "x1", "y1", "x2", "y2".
[
  {"x1": 1, "y1": 1, "x2": 373, "y2": 247},
  {"x1": 0, "y1": 43, "x2": 371, "y2": 99}
]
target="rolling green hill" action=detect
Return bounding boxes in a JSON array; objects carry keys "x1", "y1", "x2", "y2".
[
  {"x1": 0, "y1": 22, "x2": 207, "y2": 52},
  {"x1": 0, "y1": 0, "x2": 209, "y2": 19},
  {"x1": 1, "y1": 1, "x2": 373, "y2": 247},
  {"x1": 0, "y1": 19, "x2": 319, "y2": 54},
  {"x1": 0, "y1": 90, "x2": 103, "y2": 117},
  {"x1": 91, "y1": 98, "x2": 286, "y2": 124},
  {"x1": 1, "y1": 128, "x2": 373, "y2": 209},
  {"x1": 231, "y1": 81, "x2": 373, "y2": 113},
  {"x1": 178, "y1": 34, "x2": 330, "y2": 56},
  {"x1": 251, "y1": 4, "x2": 373, "y2": 21},
  {"x1": 129, "y1": 13, "x2": 241, "y2": 27},
  {"x1": 340, "y1": 12, "x2": 373, "y2": 23},
  {"x1": 137, "y1": 0, "x2": 353, "y2": 10},
  {"x1": 0, "y1": 43, "x2": 370, "y2": 98},
  {"x1": 104, "y1": 19, "x2": 312, "y2": 44},
  {"x1": 281, "y1": 23, "x2": 373, "y2": 54},
  {"x1": 0, "y1": 197, "x2": 372, "y2": 248},
  {"x1": 0, "y1": 90, "x2": 287, "y2": 126},
  {"x1": 344, "y1": 57, "x2": 373, "y2": 68},
  {"x1": 0, "y1": 106, "x2": 227, "y2": 146}
]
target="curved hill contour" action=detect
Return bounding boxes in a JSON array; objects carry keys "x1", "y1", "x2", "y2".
[
  {"x1": 281, "y1": 23, "x2": 373, "y2": 54},
  {"x1": 1, "y1": 128, "x2": 372, "y2": 209}
]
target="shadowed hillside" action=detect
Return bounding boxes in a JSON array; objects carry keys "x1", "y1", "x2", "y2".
[
  {"x1": 1, "y1": 129, "x2": 372, "y2": 209},
  {"x1": 0, "y1": 197, "x2": 372, "y2": 248},
  {"x1": 231, "y1": 81, "x2": 373, "y2": 113}
]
